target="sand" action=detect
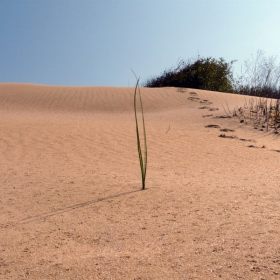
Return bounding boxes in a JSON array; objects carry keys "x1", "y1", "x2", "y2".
[{"x1": 0, "y1": 83, "x2": 279, "y2": 279}]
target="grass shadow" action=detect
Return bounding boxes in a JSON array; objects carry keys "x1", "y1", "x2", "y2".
[{"x1": 20, "y1": 189, "x2": 141, "y2": 224}]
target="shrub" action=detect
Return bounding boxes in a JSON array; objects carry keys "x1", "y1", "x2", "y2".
[
  {"x1": 234, "y1": 50, "x2": 280, "y2": 98},
  {"x1": 144, "y1": 57, "x2": 236, "y2": 93}
]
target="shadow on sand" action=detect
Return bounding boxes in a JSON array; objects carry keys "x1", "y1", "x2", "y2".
[{"x1": 20, "y1": 189, "x2": 142, "y2": 224}]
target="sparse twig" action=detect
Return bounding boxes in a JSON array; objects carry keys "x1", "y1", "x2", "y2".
[{"x1": 166, "y1": 125, "x2": 170, "y2": 134}]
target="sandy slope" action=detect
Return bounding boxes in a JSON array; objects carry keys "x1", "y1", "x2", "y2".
[{"x1": 0, "y1": 83, "x2": 279, "y2": 279}]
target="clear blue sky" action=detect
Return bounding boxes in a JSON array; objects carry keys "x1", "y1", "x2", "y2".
[{"x1": 1, "y1": 0, "x2": 280, "y2": 86}]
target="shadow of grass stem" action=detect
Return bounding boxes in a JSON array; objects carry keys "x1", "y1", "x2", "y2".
[{"x1": 133, "y1": 76, "x2": 147, "y2": 190}]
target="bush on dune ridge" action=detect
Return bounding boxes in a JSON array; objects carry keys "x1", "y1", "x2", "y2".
[
  {"x1": 144, "y1": 50, "x2": 280, "y2": 99},
  {"x1": 144, "y1": 57, "x2": 235, "y2": 93},
  {"x1": 143, "y1": 50, "x2": 280, "y2": 133},
  {"x1": 235, "y1": 50, "x2": 280, "y2": 98}
]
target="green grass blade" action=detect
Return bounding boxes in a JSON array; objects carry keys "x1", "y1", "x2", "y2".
[{"x1": 133, "y1": 73, "x2": 147, "y2": 190}]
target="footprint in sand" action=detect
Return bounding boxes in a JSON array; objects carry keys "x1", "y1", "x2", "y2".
[
  {"x1": 205, "y1": 124, "x2": 221, "y2": 128},
  {"x1": 199, "y1": 100, "x2": 212, "y2": 105},
  {"x1": 220, "y1": 128, "x2": 235, "y2": 132},
  {"x1": 188, "y1": 92, "x2": 212, "y2": 106},
  {"x1": 248, "y1": 145, "x2": 256, "y2": 148},
  {"x1": 214, "y1": 115, "x2": 231, "y2": 119},
  {"x1": 199, "y1": 106, "x2": 219, "y2": 111},
  {"x1": 219, "y1": 134, "x2": 237, "y2": 139},
  {"x1": 240, "y1": 138, "x2": 255, "y2": 142},
  {"x1": 177, "y1": 88, "x2": 187, "y2": 93},
  {"x1": 188, "y1": 97, "x2": 200, "y2": 102},
  {"x1": 189, "y1": 91, "x2": 198, "y2": 96}
]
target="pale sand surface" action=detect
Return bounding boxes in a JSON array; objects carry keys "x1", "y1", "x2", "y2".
[{"x1": 0, "y1": 83, "x2": 279, "y2": 279}]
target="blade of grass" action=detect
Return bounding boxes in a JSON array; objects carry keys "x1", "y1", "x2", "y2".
[{"x1": 132, "y1": 72, "x2": 147, "y2": 190}]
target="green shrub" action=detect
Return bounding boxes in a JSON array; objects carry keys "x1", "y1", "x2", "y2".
[{"x1": 144, "y1": 57, "x2": 236, "y2": 92}]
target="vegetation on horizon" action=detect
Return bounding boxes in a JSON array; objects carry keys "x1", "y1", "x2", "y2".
[
  {"x1": 144, "y1": 57, "x2": 235, "y2": 93},
  {"x1": 144, "y1": 50, "x2": 280, "y2": 99},
  {"x1": 144, "y1": 50, "x2": 280, "y2": 134},
  {"x1": 234, "y1": 50, "x2": 280, "y2": 98}
]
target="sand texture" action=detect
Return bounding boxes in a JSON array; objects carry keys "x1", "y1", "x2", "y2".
[{"x1": 0, "y1": 83, "x2": 280, "y2": 279}]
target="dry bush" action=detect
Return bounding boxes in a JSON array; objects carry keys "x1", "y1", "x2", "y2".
[{"x1": 232, "y1": 97, "x2": 280, "y2": 134}]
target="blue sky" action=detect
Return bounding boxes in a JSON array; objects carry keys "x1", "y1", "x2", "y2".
[{"x1": 1, "y1": 0, "x2": 280, "y2": 86}]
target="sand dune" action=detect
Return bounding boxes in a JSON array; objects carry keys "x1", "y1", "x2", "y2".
[{"x1": 0, "y1": 83, "x2": 279, "y2": 279}]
